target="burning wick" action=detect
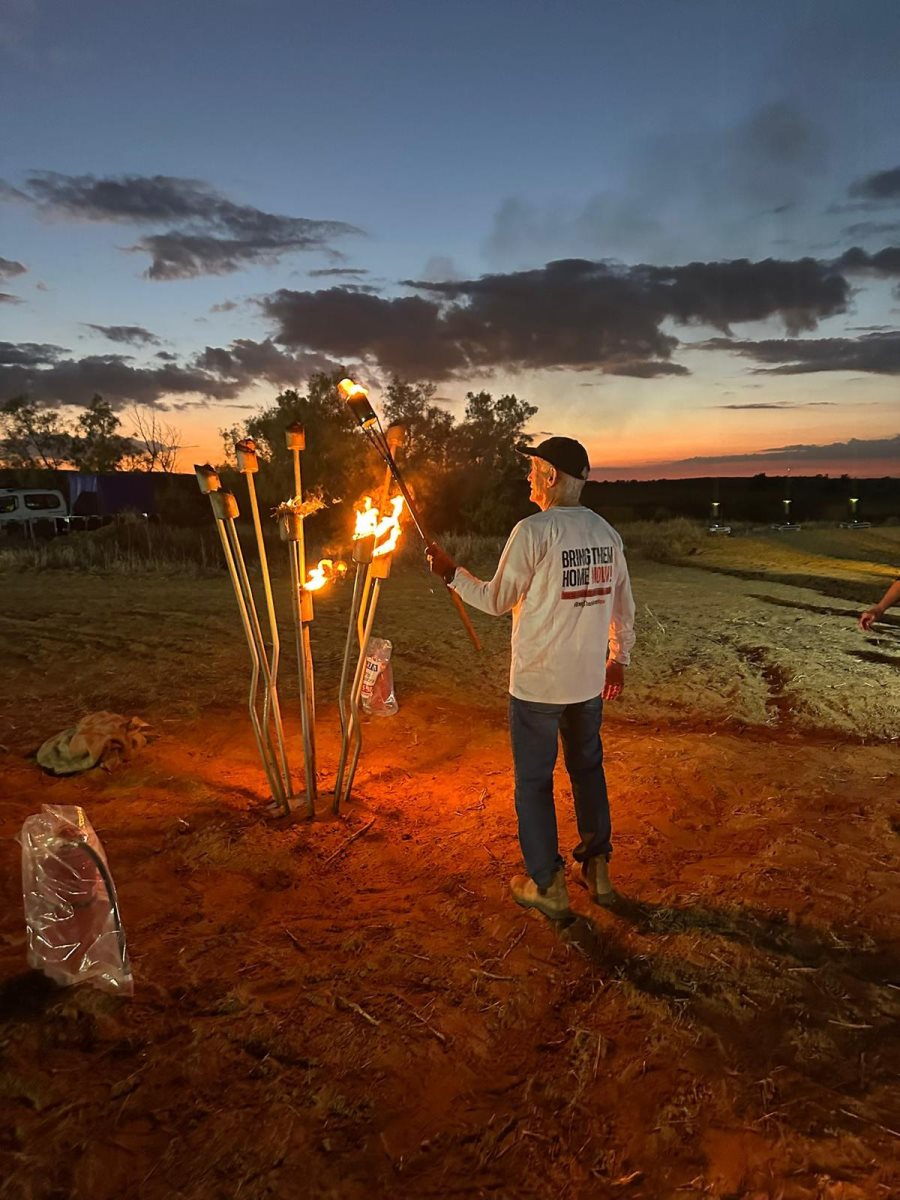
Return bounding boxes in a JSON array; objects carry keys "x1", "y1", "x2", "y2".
[
  {"x1": 353, "y1": 495, "x2": 405, "y2": 557},
  {"x1": 303, "y1": 558, "x2": 348, "y2": 591},
  {"x1": 338, "y1": 377, "x2": 379, "y2": 429}
]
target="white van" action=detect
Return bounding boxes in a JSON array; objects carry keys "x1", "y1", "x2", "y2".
[{"x1": 0, "y1": 487, "x2": 69, "y2": 535}]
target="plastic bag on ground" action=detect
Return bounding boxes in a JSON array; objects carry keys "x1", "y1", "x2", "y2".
[
  {"x1": 18, "y1": 805, "x2": 133, "y2": 995},
  {"x1": 361, "y1": 637, "x2": 399, "y2": 715}
]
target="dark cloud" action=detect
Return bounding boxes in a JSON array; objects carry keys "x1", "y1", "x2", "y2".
[
  {"x1": 309, "y1": 267, "x2": 369, "y2": 278},
  {"x1": 835, "y1": 246, "x2": 900, "y2": 277},
  {"x1": 0, "y1": 359, "x2": 236, "y2": 408},
  {"x1": 84, "y1": 323, "x2": 161, "y2": 346},
  {"x1": 194, "y1": 337, "x2": 339, "y2": 388},
  {"x1": 0, "y1": 334, "x2": 343, "y2": 409},
  {"x1": 700, "y1": 331, "x2": 900, "y2": 375},
  {"x1": 210, "y1": 300, "x2": 238, "y2": 313},
  {"x1": 0, "y1": 292, "x2": 23, "y2": 304},
  {"x1": 712, "y1": 401, "x2": 838, "y2": 410},
  {"x1": 263, "y1": 254, "x2": 848, "y2": 380},
  {"x1": 0, "y1": 342, "x2": 237, "y2": 408},
  {"x1": 605, "y1": 361, "x2": 689, "y2": 378},
  {"x1": 841, "y1": 220, "x2": 900, "y2": 240},
  {"x1": 0, "y1": 341, "x2": 69, "y2": 367},
  {"x1": 1, "y1": 172, "x2": 362, "y2": 279},
  {"x1": 0, "y1": 257, "x2": 26, "y2": 279},
  {"x1": 264, "y1": 287, "x2": 458, "y2": 378},
  {"x1": 155, "y1": 350, "x2": 178, "y2": 361},
  {"x1": 848, "y1": 166, "x2": 900, "y2": 203}
]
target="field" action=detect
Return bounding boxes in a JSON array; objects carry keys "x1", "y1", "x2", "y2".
[{"x1": 1, "y1": 524, "x2": 898, "y2": 1200}]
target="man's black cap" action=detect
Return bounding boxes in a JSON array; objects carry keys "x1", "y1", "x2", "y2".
[{"x1": 519, "y1": 436, "x2": 590, "y2": 481}]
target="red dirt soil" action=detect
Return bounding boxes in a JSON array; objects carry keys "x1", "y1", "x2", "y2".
[{"x1": 1, "y1": 691, "x2": 897, "y2": 1199}]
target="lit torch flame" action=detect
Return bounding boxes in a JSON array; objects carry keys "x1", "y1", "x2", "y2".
[
  {"x1": 303, "y1": 558, "x2": 348, "y2": 591},
  {"x1": 373, "y1": 495, "x2": 405, "y2": 557},
  {"x1": 353, "y1": 496, "x2": 379, "y2": 541},
  {"x1": 352, "y1": 495, "x2": 405, "y2": 557}
]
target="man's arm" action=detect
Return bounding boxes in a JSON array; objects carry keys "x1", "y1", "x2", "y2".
[
  {"x1": 447, "y1": 523, "x2": 537, "y2": 617},
  {"x1": 607, "y1": 546, "x2": 636, "y2": 668},
  {"x1": 859, "y1": 579, "x2": 900, "y2": 630}
]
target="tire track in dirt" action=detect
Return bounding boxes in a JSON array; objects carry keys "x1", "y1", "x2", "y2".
[{"x1": 735, "y1": 644, "x2": 795, "y2": 726}]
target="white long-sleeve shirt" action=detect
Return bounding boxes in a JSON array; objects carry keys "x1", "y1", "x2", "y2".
[{"x1": 450, "y1": 506, "x2": 636, "y2": 704}]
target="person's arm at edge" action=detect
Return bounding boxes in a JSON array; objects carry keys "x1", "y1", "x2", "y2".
[
  {"x1": 859, "y1": 578, "x2": 900, "y2": 630},
  {"x1": 604, "y1": 539, "x2": 635, "y2": 700}
]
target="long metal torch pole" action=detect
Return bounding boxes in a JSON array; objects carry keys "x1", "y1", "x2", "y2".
[
  {"x1": 287, "y1": 424, "x2": 316, "y2": 729},
  {"x1": 224, "y1": 518, "x2": 288, "y2": 811},
  {"x1": 336, "y1": 563, "x2": 365, "y2": 737},
  {"x1": 284, "y1": 424, "x2": 317, "y2": 813},
  {"x1": 201, "y1": 481, "x2": 285, "y2": 807},
  {"x1": 340, "y1": 566, "x2": 388, "y2": 811},
  {"x1": 334, "y1": 535, "x2": 374, "y2": 812},
  {"x1": 236, "y1": 439, "x2": 292, "y2": 805}
]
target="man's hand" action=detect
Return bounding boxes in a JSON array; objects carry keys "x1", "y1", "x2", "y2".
[
  {"x1": 859, "y1": 607, "x2": 880, "y2": 631},
  {"x1": 426, "y1": 542, "x2": 458, "y2": 585},
  {"x1": 603, "y1": 659, "x2": 625, "y2": 701}
]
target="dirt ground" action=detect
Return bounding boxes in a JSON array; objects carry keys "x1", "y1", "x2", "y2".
[{"x1": 0, "y1": 527, "x2": 898, "y2": 1199}]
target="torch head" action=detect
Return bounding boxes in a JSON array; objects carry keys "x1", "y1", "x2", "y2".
[
  {"x1": 285, "y1": 422, "x2": 306, "y2": 451},
  {"x1": 235, "y1": 437, "x2": 259, "y2": 474},
  {"x1": 338, "y1": 378, "x2": 378, "y2": 429},
  {"x1": 210, "y1": 490, "x2": 240, "y2": 522},
  {"x1": 385, "y1": 423, "x2": 405, "y2": 455},
  {"x1": 194, "y1": 463, "x2": 221, "y2": 494}
]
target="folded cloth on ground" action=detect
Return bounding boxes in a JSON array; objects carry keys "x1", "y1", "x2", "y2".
[{"x1": 37, "y1": 712, "x2": 150, "y2": 775}]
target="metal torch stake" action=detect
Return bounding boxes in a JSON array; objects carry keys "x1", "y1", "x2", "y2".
[
  {"x1": 284, "y1": 424, "x2": 317, "y2": 814},
  {"x1": 336, "y1": 561, "x2": 366, "y2": 737},
  {"x1": 335, "y1": 555, "x2": 389, "y2": 812},
  {"x1": 334, "y1": 536, "x2": 374, "y2": 813},
  {"x1": 341, "y1": 570, "x2": 386, "y2": 809},
  {"x1": 196, "y1": 468, "x2": 287, "y2": 809},
  {"x1": 236, "y1": 439, "x2": 292, "y2": 805}
]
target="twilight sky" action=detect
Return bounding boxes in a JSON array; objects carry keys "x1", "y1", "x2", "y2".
[{"x1": 1, "y1": 0, "x2": 899, "y2": 478}]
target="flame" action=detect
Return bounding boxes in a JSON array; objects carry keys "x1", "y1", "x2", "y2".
[
  {"x1": 373, "y1": 495, "x2": 405, "y2": 557},
  {"x1": 353, "y1": 496, "x2": 379, "y2": 541},
  {"x1": 303, "y1": 558, "x2": 348, "y2": 591},
  {"x1": 338, "y1": 377, "x2": 368, "y2": 403},
  {"x1": 352, "y1": 494, "x2": 405, "y2": 557}
]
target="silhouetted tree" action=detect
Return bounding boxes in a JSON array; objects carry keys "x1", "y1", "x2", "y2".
[
  {"x1": 0, "y1": 396, "x2": 73, "y2": 469},
  {"x1": 124, "y1": 405, "x2": 181, "y2": 472},
  {"x1": 70, "y1": 395, "x2": 130, "y2": 472}
]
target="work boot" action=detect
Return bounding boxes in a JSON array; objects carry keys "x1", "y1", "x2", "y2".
[
  {"x1": 579, "y1": 856, "x2": 616, "y2": 906},
  {"x1": 510, "y1": 868, "x2": 571, "y2": 919}
]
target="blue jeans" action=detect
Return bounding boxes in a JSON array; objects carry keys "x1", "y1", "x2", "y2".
[{"x1": 508, "y1": 695, "x2": 611, "y2": 889}]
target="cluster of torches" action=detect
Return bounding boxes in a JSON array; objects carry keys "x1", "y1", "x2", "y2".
[{"x1": 195, "y1": 378, "x2": 475, "y2": 818}]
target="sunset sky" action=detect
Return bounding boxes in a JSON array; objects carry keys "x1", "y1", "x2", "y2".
[{"x1": 1, "y1": 0, "x2": 898, "y2": 478}]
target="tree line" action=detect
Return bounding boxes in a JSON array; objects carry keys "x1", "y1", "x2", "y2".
[
  {"x1": 219, "y1": 370, "x2": 538, "y2": 535},
  {"x1": 0, "y1": 395, "x2": 181, "y2": 473},
  {"x1": 1, "y1": 373, "x2": 540, "y2": 534}
]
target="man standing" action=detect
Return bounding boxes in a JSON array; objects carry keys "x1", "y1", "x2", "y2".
[{"x1": 427, "y1": 437, "x2": 635, "y2": 920}]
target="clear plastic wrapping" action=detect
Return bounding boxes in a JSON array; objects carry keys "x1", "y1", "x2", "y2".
[
  {"x1": 18, "y1": 805, "x2": 133, "y2": 995},
  {"x1": 361, "y1": 636, "x2": 399, "y2": 715}
]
